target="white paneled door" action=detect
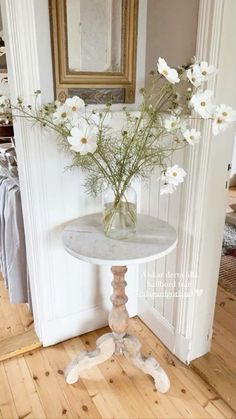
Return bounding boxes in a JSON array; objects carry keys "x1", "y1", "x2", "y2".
[{"x1": 138, "y1": 0, "x2": 236, "y2": 363}]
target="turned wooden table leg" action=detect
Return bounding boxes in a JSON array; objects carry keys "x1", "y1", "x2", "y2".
[
  {"x1": 65, "y1": 263, "x2": 170, "y2": 392},
  {"x1": 108, "y1": 266, "x2": 170, "y2": 393},
  {"x1": 108, "y1": 266, "x2": 129, "y2": 354}
]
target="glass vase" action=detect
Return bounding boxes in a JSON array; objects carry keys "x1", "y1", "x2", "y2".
[{"x1": 102, "y1": 186, "x2": 137, "y2": 240}]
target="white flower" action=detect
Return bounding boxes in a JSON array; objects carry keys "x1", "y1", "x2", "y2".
[
  {"x1": 215, "y1": 104, "x2": 236, "y2": 123},
  {"x1": 164, "y1": 116, "x2": 180, "y2": 132},
  {"x1": 157, "y1": 58, "x2": 180, "y2": 84},
  {"x1": 67, "y1": 120, "x2": 97, "y2": 155},
  {"x1": 0, "y1": 81, "x2": 10, "y2": 99},
  {"x1": 0, "y1": 94, "x2": 8, "y2": 106},
  {"x1": 186, "y1": 62, "x2": 217, "y2": 87},
  {"x1": 199, "y1": 61, "x2": 217, "y2": 79},
  {"x1": 65, "y1": 96, "x2": 85, "y2": 112},
  {"x1": 160, "y1": 183, "x2": 176, "y2": 195},
  {"x1": 212, "y1": 104, "x2": 236, "y2": 136},
  {"x1": 53, "y1": 103, "x2": 70, "y2": 125},
  {"x1": 186, "y1": 66, "x2": 203, "y2": 87},
  {"x1": 182, "y1": 128, "x2": 201, "y2": 145},
  {"x1": 162, "y1": 165, "x2": 187, "y2": 186},
  {"x1": 187, "y1": 62, "x2": 217, "y2": 87},
  {"x1": 190, "y1": 90, "x2": 214, "y2": 119},
  {"x1": 65, "y1": 96, "x2": 85, "y2": 126}
]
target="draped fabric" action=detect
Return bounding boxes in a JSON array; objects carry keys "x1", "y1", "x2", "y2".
[{"x1": 0, "y1": 165, "x2": 30, "y2": 304}]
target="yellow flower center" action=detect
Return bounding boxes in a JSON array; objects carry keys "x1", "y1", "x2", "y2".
[
  {"x1": 190, "y1": 135, "x2": 194, "y2": 140},
  {"x1": 202, "y1": 70, "x2": 207, "y2": 76},
  {"x1": 222, "y1": 111, "x2": 228, "y2": 117},
  {"x1": 61, "y1": 112, "x2": 67, "y2": 118},
  {"x1": 163, "y1": 69, "x2": 168, "y2": 76},
  {"x1": 171, "y1": 122, "x2": 176, "y2": 128},
  {"x1": 200, "y1": 101, "x2": 206, "y2": 107},
  {"x1": 172, "y1": 171, "x2": 177, "y2": 177},
  {"x1": 217, "y1": 117, "x2": 223, "y2": 124},
  {"x1": 72, "y1": 106, "x2": 77, "y2": 112},
  {"x1": 80, "y1": 137, "x2": 88, "y2": 144}
]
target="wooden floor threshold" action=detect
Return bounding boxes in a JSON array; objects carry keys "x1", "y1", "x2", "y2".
[{"x1": 0, "y1": 329, "x2": 41, "y2": 362}]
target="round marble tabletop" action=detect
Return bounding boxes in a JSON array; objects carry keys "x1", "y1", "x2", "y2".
[{"x1": 62, "y1": 213, "x2": 177, "y2": 266}]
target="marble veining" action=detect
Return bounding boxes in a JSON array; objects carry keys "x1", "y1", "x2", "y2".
[{"x1": 62, "y1": 213, "x2": 177, "y2": 265}]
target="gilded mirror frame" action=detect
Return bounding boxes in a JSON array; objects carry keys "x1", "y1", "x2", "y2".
[{"x1": 49, "y1": 0, "x2": 139, "y2": 104}]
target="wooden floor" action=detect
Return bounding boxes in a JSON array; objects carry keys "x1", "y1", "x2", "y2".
[
  {"x1": 0, "y1": 277, "x2": 41, "y2": 361},
  {"x1": 192, "y1": 286, "x2": 236, "y2": 413},
  {"x1": 227, "y1": 186, "x2": 236, "y2": 212},
  {"x1": 0, "y1": 316, "x2": 235, "y2": 419}
]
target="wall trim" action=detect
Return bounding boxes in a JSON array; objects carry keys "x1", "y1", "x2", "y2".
[{"x1": 1, "y1": 0, "x2": 56, "y2": 340}]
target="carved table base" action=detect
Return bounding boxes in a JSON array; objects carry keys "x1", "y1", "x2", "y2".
[{"x1": 64, "y1": 266, "x2": 170, "y2": 393}]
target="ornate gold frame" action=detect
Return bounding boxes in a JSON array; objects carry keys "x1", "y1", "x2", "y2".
[{"x1": 49, "y1": 0, "x2": 138, "y2": 104}]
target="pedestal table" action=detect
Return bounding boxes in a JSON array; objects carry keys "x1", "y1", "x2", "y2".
[{"x1": 62, "y1": 213, "x2": 177, "y2": 393}]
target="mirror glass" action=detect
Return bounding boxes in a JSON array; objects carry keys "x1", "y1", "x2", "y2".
[{"x1": 66, "y1": 0, "x2": 122, "y2": 73}]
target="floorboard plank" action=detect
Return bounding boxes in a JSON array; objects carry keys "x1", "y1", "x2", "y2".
[
  {"x1": 216, "y1": 286, "x2": 236, "y2": 318},
  {"x1": 0, "y1": 363, "x2": 18, "y2": 419},
  {"x1": 214, "y1": 304, "x2": 236, "y2": 336},
  {"x1": 0, "y1": 329, "x2": 41, "y2": 362},
  {"x1": 44, "y1": 343, "x2": 101, "y2": 419},
  {"x1": 192, "y1": 351, "x2": 236, "y2": 412},
  {"x1": 63, "y1": 336, "x2": 130, "y2": 419},
  {"x1": 24, "y1": 349, "x2": 74, "y2": 419}
]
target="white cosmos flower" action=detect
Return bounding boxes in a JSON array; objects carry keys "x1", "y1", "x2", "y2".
[
  {"x1": 157, "y1": 58, "x2": 180, "y2": 84},
  {"x1": 53, "y1": 103, "x2": 70, "y2": 125},
  {"x1": 190, "y1": 90, "x2": 214, "y2": 119},
  {"x1": 67, "y1": 120, "x2": 97, "y2": 155},
  {"x1": 162, "y1": 165, "x2": 187, "y2": 186},
  {"x1": 65, "y1": 96, "x2": 85, "y2": 112},
  {"x1": 186, "y1": 62, "x2": 217, "y2": 87},
  {"x1": 0, "y1": 94, "x2": 8, "y2": 106},
  {"x1": 164, "y1": 116, "x2": 180, "y2": 132},
  {"x1": 186, "y1": 66, "x2": 203, "y2": 87},
  {"x1": 214, "y1": 104, "x2": 236, "y2": 123},
  {"x1": 0, "y1": 81, "x2": 10, "y2": 99},
  {"x1": 212, "y1": 104, "x2": 236, "y2": 136},
  {"x1": 199, "y1": 61, "x2": 217, "y2": 79},
  {"x1": 64, "y1": 96, "x2": 85, "y2": 127},
  {"x1": 182, "y1": 128, "x2": 201, "y2": 145},
  {"x1": 160, "y1": 183, "x2": 176, "y2": 195}
]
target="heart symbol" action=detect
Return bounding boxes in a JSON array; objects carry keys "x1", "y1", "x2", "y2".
[{"x1": 195, "y1": 289, "x2": 203, "y2": 297}]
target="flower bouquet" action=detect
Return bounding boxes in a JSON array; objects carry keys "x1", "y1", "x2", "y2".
[{"x1": 11, "y1": 58, "x2": 236, "y2": 239}]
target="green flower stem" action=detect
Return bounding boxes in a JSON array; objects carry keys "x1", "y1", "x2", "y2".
[
  {"x1": 11, "y1": 105, "x2": 68, "y2": 137},
  {"x1": 96, "y1": 148, "x2": 120, "y2": 195},
  {"x1": 89, "y1": 153, "x2": 115, "y2": 187},
  {"x1": 117, "y1": 114, "x2": 144, "y2": 190}
]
